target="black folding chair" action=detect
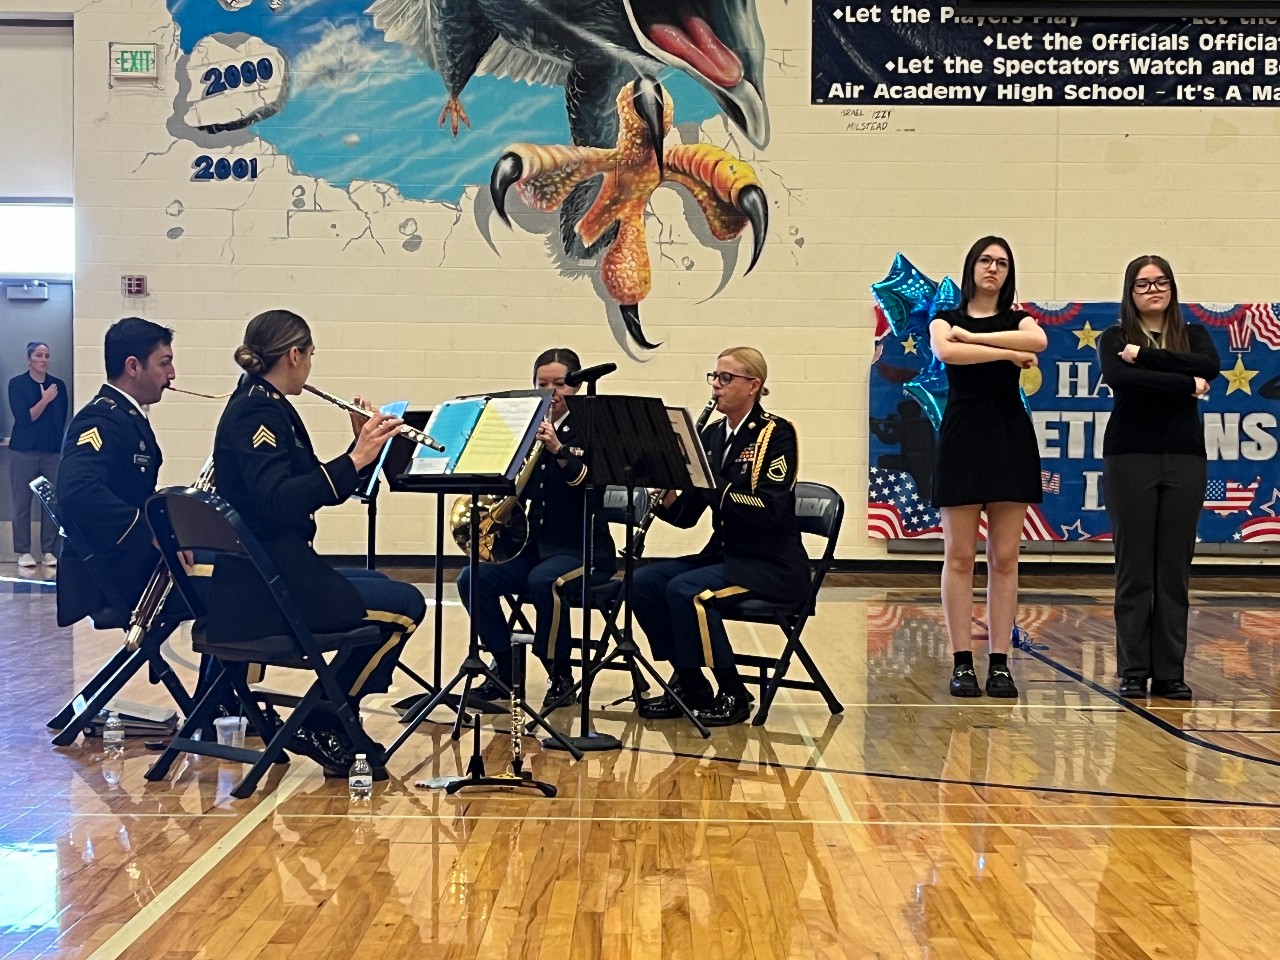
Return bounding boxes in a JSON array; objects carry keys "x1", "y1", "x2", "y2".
[
  {"x1": 721, "y1": 482, "x2": 845, "y2": 726},
  {"x1": 142, "y1": 487, "x2": 385, "y2": 798},
  {"x1": 503, "y1": 485, "x2": 651, "y2": 703},
  {"x1": 32, "y1": 476, "x2": 196, "y2": 746}
]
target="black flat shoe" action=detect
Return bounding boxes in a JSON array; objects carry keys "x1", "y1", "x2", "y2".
[
  {"x1": 695, "y1": 691, "x2": 752, "y2": 727},
  {"x1": 985, "y1": 666, "x2": 1018, "y2": 699},
  {"x1": 541, "y1": 675, "x2": 579, "y2": 713},
  {"x1": 949, "y1": 664, "x2": 981, "y2": 698},
  {"x1": 1152, "y1": 679, "x2": 1193, "y2": 700},
  {"x1": 1118, "y1": 678, "x2": 1148, "y2": 698}
]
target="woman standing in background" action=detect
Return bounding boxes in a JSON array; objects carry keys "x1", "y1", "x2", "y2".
[
  {"x1": 8, "y1": 342, "x2": 67, "y2": 567},
  {"x1": 1099, "y1": 255, "x2": 1218, "y2": 701},
  {"x1": 929, "y1": 237, "x2": 1046, "y2": 700}
]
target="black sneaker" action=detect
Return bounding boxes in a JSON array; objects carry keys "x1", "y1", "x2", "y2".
[
  {"x1": 949, "y1": 663, "x2": 981, "y2": 698},
  {"x1": 985, "y1": 665, "x2": 1018, "y2": 698},
  {"x1": 1118, "y1": 678, "x2": 1148, "y2": 698},
  {"x1": 1152, "y1": 679, "x2": 1193, "y2": 700}
]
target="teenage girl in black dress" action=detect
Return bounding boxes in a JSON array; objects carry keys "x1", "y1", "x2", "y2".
[{"x1": 929, "y1": 237, "x2": 1047, "y2": 699}]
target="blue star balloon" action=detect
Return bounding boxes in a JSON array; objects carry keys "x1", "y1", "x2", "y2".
[{"x1": 872, "y1": 255, "x2": 961, "y2": 430}]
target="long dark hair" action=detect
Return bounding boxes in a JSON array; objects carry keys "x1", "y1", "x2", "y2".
[
  {"x1": 532, "y1": 348, "x2": 581, "y2": 381},
  {"x1": 1119, "y1": 254, "x2": 1189, "y2": 353},
  {"x1": 234, "y1": 310, "x2": 313, "y2": 375},
  {"x1": 959, "y1": 236, "x2": 1017, "y2": 314}
]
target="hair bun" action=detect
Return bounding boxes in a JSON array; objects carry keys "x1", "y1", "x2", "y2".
[{"x1": 233, "y1": 344, "x2": 264, "y2": 374}]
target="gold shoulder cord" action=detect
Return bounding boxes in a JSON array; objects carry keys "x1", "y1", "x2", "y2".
[{"x1": 750, "y1": 420, "x2": 776, "y2": 492}]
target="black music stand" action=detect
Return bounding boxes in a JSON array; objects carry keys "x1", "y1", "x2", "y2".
[
  {"x1": 544, "y1": 394, "x2": 712, "y2": 752},
  {"x1": 383, "y1": 392, "x2": 585, "y2": 773}
]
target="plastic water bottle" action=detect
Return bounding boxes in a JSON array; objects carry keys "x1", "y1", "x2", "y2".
[
  {"x1": 348, "y1": 754, "x2": 373, "y2": 801},
  {"x1": 103, "y1": 712, "x2": 125, "y2": 758}
]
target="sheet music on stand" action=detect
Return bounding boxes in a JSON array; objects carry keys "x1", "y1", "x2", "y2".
[{"x1": 403, "y1": 391, "x2": 549, "y2": 481}]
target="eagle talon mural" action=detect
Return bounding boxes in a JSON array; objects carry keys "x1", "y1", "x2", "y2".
[{"x1": 490, "y1": 77, "x2": 768, "y2": 349}]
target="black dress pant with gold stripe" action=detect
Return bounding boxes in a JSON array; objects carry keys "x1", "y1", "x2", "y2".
[
  {"x1": 337, "y1": 568, "x2": 425, "y2": 697},
  {"x1": 633, "y1": 559, "x2": 749, "y2": 670},
  {"x1": 457, "y1": 546, "x2": 615, "y2": 673}
]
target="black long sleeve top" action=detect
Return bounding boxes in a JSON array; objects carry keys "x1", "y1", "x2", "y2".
[{"x1": 1097, "y1": 323, "x2": 1221, "y2": 457}]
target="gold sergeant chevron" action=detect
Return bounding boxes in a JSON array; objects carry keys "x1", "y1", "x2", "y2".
[
  {"x1": 77, "y1": 427, "x2": 103, "y2": 452},
  {"x1": 251, "y1": 425, "x2": 276, "y2": 448}
]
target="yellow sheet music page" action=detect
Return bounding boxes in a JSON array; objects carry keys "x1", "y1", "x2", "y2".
[{"x1": 453, "y1": 401, "x2": 525, "y2": 474}]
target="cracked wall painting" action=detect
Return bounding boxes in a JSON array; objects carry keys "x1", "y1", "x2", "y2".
[{"x1": 164, "y1": 0, "x2": 773, "y2": 350}]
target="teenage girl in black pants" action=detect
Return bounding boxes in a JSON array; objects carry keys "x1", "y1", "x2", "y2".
[{"x1": 1098, "y1": 255, "x2": 1219, "y2": 701}]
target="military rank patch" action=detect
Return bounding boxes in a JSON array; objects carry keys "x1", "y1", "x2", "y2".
[
  {"x1": 252, "y1": 425, "x2": 277, "y2": 448},
  {"x1": 766, "y1": 455, "x2": 788, "y2": 482},
  {"x1": 77, "y1": 427, "x2": 103, "y2": 452}
]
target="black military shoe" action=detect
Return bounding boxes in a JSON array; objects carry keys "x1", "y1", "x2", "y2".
[
  {"x1": 949, "y1": 663, "x2": 981, "y2": 698},
  {"x1": 1118, "y1": 678, "x2": 1148, "y2": 698},
  {"x1": 638, "y1": 683, "x2": 712, "y2": 719},
  {"x1": 289, "y1": 728, "x2": 355, "y2": 778},
  {"x1": 695, "y1": 691, "x2": 752, "y2": 727},
  {"x1": 541, "y1": 675, "x2": 579, "y2": 713},
  {"x1": 471, "y1": 675, "x2": 509, "y2": 716}
]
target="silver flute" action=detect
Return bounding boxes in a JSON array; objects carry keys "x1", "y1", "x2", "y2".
[{"x1": 303, "y1": 384, "x2": 445, "y2": 452}]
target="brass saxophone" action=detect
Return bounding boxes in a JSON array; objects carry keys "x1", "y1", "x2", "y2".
[
  {"x1": 122, "y1": 458, "x2": 216, "y2": 651},
  {"x1": 448, "y1": 411, "x2": 549, "y2": 564},
  {"x1": 627, "y1": 396, "x2": 718, "y2": 559}
]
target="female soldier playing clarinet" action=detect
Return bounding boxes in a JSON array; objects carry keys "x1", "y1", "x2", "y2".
[{"x1": 210, "y1": 309, "x2": 426, "y2": 777}]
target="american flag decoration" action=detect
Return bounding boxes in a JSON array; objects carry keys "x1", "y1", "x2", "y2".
[
  {"x1": 1040, "y1": 470, "x2": 1062, "y2": 494},
  {"x1": 1021, "y1": 302, "x2": 1084, "y2": 326},
  {"x1": 1237, "y1": 515, "x2": 1280, "y2": 541},
  {"x1": 867, "y1": 467, "x2": 942, "y2": 539},
  {"x1": 975, "y1": 505, "x2": 1063, "y2": 541},
  {"x1": 1204, "y1": 478, "x2": 1259, "y2": 516},
  {"x1": 1228, "y1": 316, "x2": 1254, "y2": 354}
]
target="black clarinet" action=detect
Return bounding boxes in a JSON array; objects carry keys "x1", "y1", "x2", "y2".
[{"x1": 627, "y1": 397, "x2": 717, "y2": 560}]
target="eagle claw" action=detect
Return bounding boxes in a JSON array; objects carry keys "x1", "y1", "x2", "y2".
[
  {"x1": 620, "y1": 304, "x2": 662, "y2": 350},
  {"x1": 735, "y1": 184, "x2": 768, "y2": 275},
  {"x1": 438, "y1": 95, "x2": 471, "y2": 137},
  {"x1": 490, "y1": 153, "x2": 524, "y2": 228}
]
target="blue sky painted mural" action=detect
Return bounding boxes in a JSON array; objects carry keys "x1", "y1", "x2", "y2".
[{"x1": 168, "y1": 0, "x2": 750, "y2": 203}]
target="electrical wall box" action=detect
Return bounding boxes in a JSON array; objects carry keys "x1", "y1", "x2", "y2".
[{"x1": 5, "y1": 282, "x2": 50, "y2": 301}]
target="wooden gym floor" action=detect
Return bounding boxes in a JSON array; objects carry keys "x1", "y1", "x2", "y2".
[{"x1": 3, "y1": 570, "x2": 1280, "y2": 959}]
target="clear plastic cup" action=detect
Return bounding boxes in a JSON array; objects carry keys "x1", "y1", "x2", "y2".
[{"x1": 213, "y1": 716, "x2": 247, "y2": 749}]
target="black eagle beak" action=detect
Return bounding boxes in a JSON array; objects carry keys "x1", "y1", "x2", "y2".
[
  {"x1": 490, "y1": 152, "x2": 524, "y2": 227},
  {"x1": 736, "y1": 184, "x2": 768, "y2": 274},
  {"x1": 620, "y1": 303, "x2": 662, "y2": 350},
  {"x1": 632, "y1": 75, "x2": 665, "y2": 178}
]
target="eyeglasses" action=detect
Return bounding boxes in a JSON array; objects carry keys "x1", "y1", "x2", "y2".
[
  {"x1": 1132, "y1": 277, "x2": 1171, "y2": 293},
  {"x1": 976, "y1": 255, "x2": 1010, "y2": 272},
  {"x1": 706, "y1": 371, "x2": 757, "y2": 387}
]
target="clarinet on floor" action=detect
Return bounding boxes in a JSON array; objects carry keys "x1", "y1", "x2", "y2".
[
  {"x1": 627, "y1": 396, "x2": 717, "y2": 560},
  {"x1": 121, "y1": 458, "x2": 216, "y2": 651}
]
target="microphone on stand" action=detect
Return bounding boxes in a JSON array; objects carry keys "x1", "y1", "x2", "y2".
[{"x1": 564, "y1": 362, "x2": 618, "y2": 388}]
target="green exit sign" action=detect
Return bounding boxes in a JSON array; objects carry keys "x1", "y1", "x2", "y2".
[{"x1": 109, "y1": 43, "x2": 160, "y2": 82}]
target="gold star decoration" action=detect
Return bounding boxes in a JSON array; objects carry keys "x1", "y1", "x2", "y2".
[
  {"x1": 902, "y1": 335, "x2": 917, "y2": 355},
  {"x1": 1223, "y1": 356, "x2": 1259, "y2": 395},
  {"x1": 1073, "y1": 321, "x2": 1100, "y2": 350}
]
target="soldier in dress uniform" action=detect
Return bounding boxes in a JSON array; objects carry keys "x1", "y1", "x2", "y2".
[
  {"x1": 211, "y1": 309, "x2": 426, "y2": 777},
  {"x1": 456, "y1": 348, "x2": 617, "y2": 712},
  {"x1": 56, "y1": 318, "x2": 177, "y2": 627},
  {"x1": 633, "y1": 346, "x2": 810, "y2": 727}
]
